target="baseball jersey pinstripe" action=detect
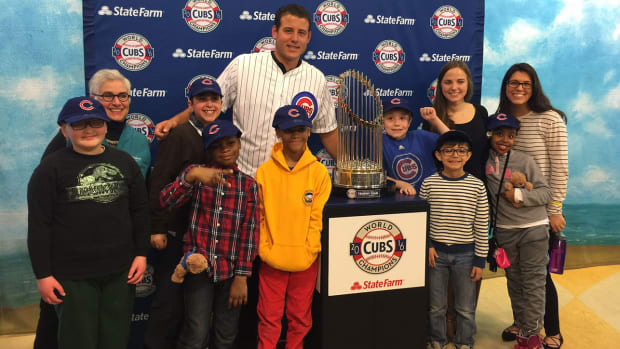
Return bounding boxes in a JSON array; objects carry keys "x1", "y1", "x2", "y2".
[{"x1": 217, "y1": 51, "x2": 337, "y2": 176}]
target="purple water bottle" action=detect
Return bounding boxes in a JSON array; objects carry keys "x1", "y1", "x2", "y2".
[{"x1": 549, "y1": 233, "x2": 567, "y2": 274}]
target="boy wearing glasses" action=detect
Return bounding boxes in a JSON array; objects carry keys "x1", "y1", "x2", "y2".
[
  {"x1": 255, "y1": 105, "x2": 332, "y2": 348},
  {"x1": 27, "y1": 97, "x2": 150, "y2": 349},
  {"x1": 419, "y1": 131, "x2": 489, "y2": 349},
  {"x1": 382, "y1": 97, "x2": 447, "y2": 195}
]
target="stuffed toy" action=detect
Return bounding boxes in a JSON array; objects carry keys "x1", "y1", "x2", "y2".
[
  {"x1": 171, "y1": 251, "x2": 209, "y2": 283},
  {"x1": 504, "y1": 171, "x2": 533, "y2": 208}
]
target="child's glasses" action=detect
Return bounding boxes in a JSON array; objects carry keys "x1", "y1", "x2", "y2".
[
  {"x1": 70, "y1": 119, "x2": 106, "y2": 130},
  {"x1": 440, "y1": 148, "x2": 469, "y2": 156}
]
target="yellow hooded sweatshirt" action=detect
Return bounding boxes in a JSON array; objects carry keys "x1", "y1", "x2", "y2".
[{"x1": 255, "y1": 142, "x2": 332, "y2": 272}]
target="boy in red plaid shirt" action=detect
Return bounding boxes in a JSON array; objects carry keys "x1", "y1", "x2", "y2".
[{"x1": 160, "y1": 120, "x2": 259, "y2": 349}]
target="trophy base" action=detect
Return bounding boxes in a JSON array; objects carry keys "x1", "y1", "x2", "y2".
[{"x1": 332, "y1": 185, "x2": 388, "y2": 199}]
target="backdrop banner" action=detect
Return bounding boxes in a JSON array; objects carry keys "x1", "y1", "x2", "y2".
[{"x1": 81, "y1": 1, "x2": 484, "y2": 346}]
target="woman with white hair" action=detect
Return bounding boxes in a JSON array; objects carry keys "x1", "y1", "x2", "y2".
[
  {"x1": 34, "y1": 69, "x2": 151, "y2": 349},
  {"x1": 41, "y1": 69, "x2": 150, "y2": 176}
]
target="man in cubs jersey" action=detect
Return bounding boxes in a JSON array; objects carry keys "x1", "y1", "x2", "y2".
[{"x1": 155, "y1": 4, "x2": 337, "y2": 176}]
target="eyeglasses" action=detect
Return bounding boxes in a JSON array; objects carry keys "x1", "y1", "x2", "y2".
[
  {"x1": 440, "y1": 148, "x2": 470, "y2": 156},
  {"x1": 507, "y1": 80, "x2": 532, "y2": 90},
  {"x1": 93, "y1": 92, "x2": 130, "y2": 102},
  {"x1": 70, "y1": 119, "x2": 106, "y2": 130}
]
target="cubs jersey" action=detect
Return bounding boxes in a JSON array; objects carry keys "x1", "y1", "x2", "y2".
[
  {"x1": 383, "y1": 130, "x2": 439, "y2": 192},
  {"x1": 217, "y1": 51, "x2": 337, "y2": 176}
]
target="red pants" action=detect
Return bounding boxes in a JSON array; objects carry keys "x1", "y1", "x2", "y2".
[{"x1": 257, "y1": 260, "x2": 318, "y2": 349}]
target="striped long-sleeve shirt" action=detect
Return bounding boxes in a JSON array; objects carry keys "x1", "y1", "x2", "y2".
[
  {"x1": 512, "y1": 110, "x2": 568, "y2": 216},
  {"x1": 419, "y1": 172, "x2": 489, "y2": 268},
  {"x1": 160, "y1": 164, "x2": 259, "y2": 282}
]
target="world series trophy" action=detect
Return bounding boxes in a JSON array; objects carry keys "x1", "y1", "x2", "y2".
[{"x1": 333, "y1": 70, "x2": 386, "y2": 199}]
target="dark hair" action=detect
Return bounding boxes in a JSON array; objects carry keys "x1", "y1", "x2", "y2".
[
  {"x1": 432, "y1": 61, "x2": 474, "y2": 130},
  {"x1": 275, "y1": 4, "x2": 312, "y2": 31},
  {"x1": 497, "y1": 63, "x2": 567, "y2": 124}
]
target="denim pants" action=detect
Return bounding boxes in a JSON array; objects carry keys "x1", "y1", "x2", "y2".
[
  {"x1": 177, "y1": 273, "x2": 240, "y2": 349},
  {"x1": 428, "y1": 250, "x2": 477, "y2": 347}
]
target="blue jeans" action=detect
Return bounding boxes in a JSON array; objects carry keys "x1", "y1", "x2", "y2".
[
  {"x1": 428, "y1": 250, "x2": 477, "y2": 347},
  {"x1": 177, "y1": 273, "x2": 240, "y2": 349}
]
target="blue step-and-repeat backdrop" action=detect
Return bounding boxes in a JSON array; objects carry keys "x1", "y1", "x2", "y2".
[{"x1": 81, "y1": 1, "x2": 484, "y2": 346}]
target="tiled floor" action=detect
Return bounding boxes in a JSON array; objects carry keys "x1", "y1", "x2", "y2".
[{"x1": 2, "y1": 265, "x2": 619, "y2": 348}]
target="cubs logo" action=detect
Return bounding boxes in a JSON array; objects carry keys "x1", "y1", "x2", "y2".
[
  {"x1": 390, "y1": 97, "x2": 402, "y2": 105},
  {"x1": 185, "y1": 74, "x2": 217, "y2": 98},
  {"x1": 430, "y1": 5, "x2": 463, "y2": 39},
  {"x1": 183, "y1": 0, "x2": 222, "y2": 33},
  {"x1": 315, "y1": 148, "x2": 336, "y2": 179},
  {"x1": 135, "y1": 264, "x2": 156, "y2": 297},
  {"x1": 208, "y1": 124, "x2": 220, "y2": 134},
  {"x1": 79, "y1": 100, "x2": 94, "y2": 111},
  {"x1": 252, "y1": 37, "x2": 276, "y2": 52},
  {"x1": 292, "y1": 92, "x2": 318, "y2": 120},
  {"x1": 394, "y1": 155, "x2": 420, "y2": 182},
  {"x1": 325, "y1": 75, "x2": 340, "y2": 108},
  {"x1": 303, "y1": 190, "x2": 313, "y2": 206},
  {"x1": 126, "y1": 113, "x2": 155, "y2": 144},
  {"x1": 313, "y1": 1, "x2": 349, "y2": 36},
  {"x1": 427, "y1": 78, "x2": 438, "y2": 103},
  {"x1": 496, "y1": 113, "x2": 508, "y2": 120},
  {"x1": 373, "y1": 40, "x2": 405, "y2": 74},
  {"x1": 112, "y1": 33, "x2": 155, "y2": 71},
  {"x1": 350, "y1": 220, "x2": 407, "y2": 274}
]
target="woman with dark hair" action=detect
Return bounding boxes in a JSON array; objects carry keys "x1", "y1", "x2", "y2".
[
  {"x1": 497, "y1": 63, "x2": 568, "y2": 349},
  {"x1": 421, "y1": 60, "x2": 488, "y2": 345},
  {"x1": 422, "y1": 60, "x2": 489, "y2": 180}
]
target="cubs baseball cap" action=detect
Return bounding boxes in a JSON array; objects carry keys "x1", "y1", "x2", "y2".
[
  {"x1": 188, "y1": 77, "x2": 222, "y2": 99},
  {"x1": 202, "y1": 120, "x2": 241, "y2": 150},
  {"x1": 272, "y1": 105, "x2": 312, "y2": 130},
  {"x1": 382, "y1": 97, "x2": 413, "y2": 114},
  {"x1": 57, "y1": 96, "x2": 109, "y2": 125},
  {"x1": 487, "y1": 112, "x2": 520, "y2": 131},
  {"x1": 435, "y1": 130, "x2": 473, "y2": 152}
]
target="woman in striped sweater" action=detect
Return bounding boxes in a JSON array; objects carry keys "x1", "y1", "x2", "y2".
[{"x1": 497, "y1": 63, "x2": 568, "y2": 349}]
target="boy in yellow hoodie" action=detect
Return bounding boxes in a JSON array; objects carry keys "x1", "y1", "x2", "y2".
[{"x1": 255, "y1": 105, "x2": 332, "y2": 349}]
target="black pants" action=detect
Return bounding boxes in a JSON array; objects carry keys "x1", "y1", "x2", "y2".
[
  {"x1": 544, "y1": 264, "x2": 561, "y2": 336},
  {"x1": 143, "y1": 235, "x2": 185, "y2": 349},
  {"x1": 233, "y1": 258, "x2": 261, "y2": 349},
  {"x1": 33, "y1": 299, "x2": 58, "y2": 349}
]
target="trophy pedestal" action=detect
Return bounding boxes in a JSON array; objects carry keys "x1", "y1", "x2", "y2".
[{"x1": 333, "y1": 168, "x2": 387, "y2": 199}]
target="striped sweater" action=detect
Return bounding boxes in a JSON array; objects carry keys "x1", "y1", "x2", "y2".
[
  {"x1": 512, "y1": 110, "x2": 568, "y2": 216},
  {"x1": 419, "y1": 172, "x2": 489, "y2": 268}
]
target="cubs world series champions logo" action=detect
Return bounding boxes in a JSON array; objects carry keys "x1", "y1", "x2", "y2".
[
  {"x1": 350, "y1": 220, "x2": 407, "y2": 274},
  {"x1": 430, "y1": 5, "x2": 463, "y2": 39},
  {"x1": 313, "y1": 1, "x2": 349, "y2": 36},
  {"x1": 252, "y1": 37, "x2": 276, "y2": 52},
  {"x1": 125, "y1": 113, "x2": 155, "y2": 144},
  {"x1": 112, "y1": 33, "x2": 155, "y2": 71},
  {"x1": 183, "y1": 0, "x2": 222, "y2": 33},
  {"x1": 373, "y1": 40, "x2": 406, "y2": 74}
]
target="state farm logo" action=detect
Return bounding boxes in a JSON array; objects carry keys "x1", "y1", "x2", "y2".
[
  {"x1": 182, "y1": 0, "x2": 222, "y2": 33},
  {"x1": 112, "y1": 33, "x2": 154, "y2": 71},
  {"x1": 350, "y1": 220, "x2": 407, "y2": 274},
  {"x1": 363, "y1": 14, "x2": 415, "y2": 25},
  {"x1": 303, "y1": 50, "x2": 358, "y2": 61},
  {"x1": 172, "y1": 48, "x2": 233, "y2": 59},
  {"x1": 239, "y1": 10, "x2": 275, "y2": 21},
  {"x1": 363, "y1": 88, "x2": 413, "y2": 97},
  {"x1": 313, "y1": 1, "x2": 349, "y2": 36},
  {"x1": 373, "y1": 40, "x2": 405, "y2": 74},
  {"x1": 430, "y1": 5, "x2": 463, "y2": 39},
  {"x1": 252, "y1": 37, "x2": 275, "y2": 52},
  {"x1": 98, "y1": 5, "x2": 163, "y2": 17},
  {"x1": 419, "y1": 52, "x2": 471, "y2": 62},
  {"x1": 325, "y1": 75, "x2": 340, "y2": 108}
]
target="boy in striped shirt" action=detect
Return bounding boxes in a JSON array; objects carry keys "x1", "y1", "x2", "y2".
[
  {"x1": 160, "y1": 120, "x2": 259, "y2": 349},
  {"x1": 419, "y1": 130, "x2": 489, "y2": 349}
]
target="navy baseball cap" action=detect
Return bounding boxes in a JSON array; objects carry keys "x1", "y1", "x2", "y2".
[
  {"x1": 487, "y1": 112, "x2": 520, "y2": 131},
  {"x1": 188, "y1": 77, "x2": 222, "y2": 99},
  {"x1": 435, "y1": 130, "x2": 473, "y2": 152},
  {"x1": 272, "y1": 105, "x2": 312, "y2": 130},
  {"x1": 57, "y1": 97, "x2": 109, "y2": 125},
  {"x1": 382, "y1": 97, "x2": 413, "y2": 114},
  {"x1": 202, "y1": 120, "x2": 241, "y2": 150}
]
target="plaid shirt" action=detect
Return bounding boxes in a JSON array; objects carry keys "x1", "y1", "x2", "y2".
[{"x1": 160, "y1": 164, "x2": 259, "y2": 282}]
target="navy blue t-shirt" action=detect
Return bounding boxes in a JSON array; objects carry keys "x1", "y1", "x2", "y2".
[{"x1": 383, "y1": 130, "x2": 439, "y2": 192}]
